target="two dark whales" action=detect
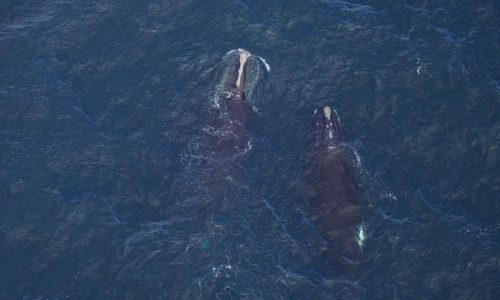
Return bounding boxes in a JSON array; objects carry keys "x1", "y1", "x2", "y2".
[
  {"x1": 199, "y1": 50, "x2": 364, "y2": 276},
  {"x1": 306, "y1": 106, "x2": 364, "y2": 275}
]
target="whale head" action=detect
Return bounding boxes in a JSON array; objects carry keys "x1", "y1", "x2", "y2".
[
  {"x1": 217, "y1": 49, "x2": 267, "y2": 112},
  {"x1": 311, "y1": 105, "x2": 345, "y2": 148}
]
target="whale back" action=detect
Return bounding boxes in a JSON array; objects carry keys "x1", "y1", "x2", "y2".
[{"x1": 306, "y1": 106, "x2": 363, "y2": 276}]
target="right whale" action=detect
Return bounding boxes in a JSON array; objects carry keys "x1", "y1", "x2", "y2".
[
  {"x1": 306, "y1": 106, "x2": 364, "y2": 274},
  {"x1": 204, "y1": 49, "x2": 267, "y2": 173}
]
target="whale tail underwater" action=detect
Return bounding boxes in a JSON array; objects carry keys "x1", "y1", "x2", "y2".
[{"x1": 306, "y1": 106, "x2": 364, "y2": 277}]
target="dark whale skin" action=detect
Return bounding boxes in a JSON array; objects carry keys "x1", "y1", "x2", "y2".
[
  {"x1": 196, "y1": 48, "x2": 268, "y2": 215},
  {"x1": 204, "y1": 49, "x2": 266, "y2": 167},
  {"x1": 306, "y1": 106, "x2": 363, "y2": 275},
  {"x1": 195, "y1": 49, "x2": 266, "y2": 214}
]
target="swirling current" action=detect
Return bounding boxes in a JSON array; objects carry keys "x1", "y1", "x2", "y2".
[{"x1": 0, "y1": 0, "x2": 499, "y2": 299}]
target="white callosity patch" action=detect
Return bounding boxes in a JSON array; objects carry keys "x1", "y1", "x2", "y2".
[
  {"x1": 235, "y1": 50, "x2": 250, "y2": 89},
  {"x1": 323, "y1": 106, "x2": 331, "y2": 120},
  {"x1": 323, "y1": 106, "x2": 334, "y2": 140}
]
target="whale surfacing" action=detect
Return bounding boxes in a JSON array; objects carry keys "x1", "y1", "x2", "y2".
[
  {"x1": 207, "y1": 49, "x2": 266, "y2": 163},
  {"x1": 306, "y1": 106, "x2": 364, "y2": 274}
]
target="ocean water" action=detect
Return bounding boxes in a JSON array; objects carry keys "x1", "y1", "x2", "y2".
[{"x1": 0, "y1": 0, "x2": 499, "y2": 299}]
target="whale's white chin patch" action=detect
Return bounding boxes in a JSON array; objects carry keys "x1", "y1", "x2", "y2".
[{"x1": 356, "y1": 223, "x2": 366, "y2": 251}]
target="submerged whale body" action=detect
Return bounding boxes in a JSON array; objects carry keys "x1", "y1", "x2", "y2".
[
  {"x1": 196, "y1": 48, "x2": 268, "y2": 214},
  {"x1": 306, "y1": 106, "x2": 364, "y2": 274},
  {"x1": 205, "y1": 49, "x2": 267, "y2": 166}
]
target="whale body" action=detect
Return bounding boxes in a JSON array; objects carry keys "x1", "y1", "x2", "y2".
[
  {"x1": 204, "y1": 49, "x2": 267, "y2": 166},
  {"x1": 306, "y1": 106, "x2": 364, "y2": 274}
]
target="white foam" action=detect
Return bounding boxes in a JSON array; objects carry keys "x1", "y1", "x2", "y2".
[
  {"x1": 225, "y1": 49, "x2": 238, "y2": 55},
  {"x1": 211, "y1": 87, "x2": 221, "y2": 109},
  {"x1": 257, "y1": 56, "x2": 271, "y2": 72},
  {"x1": 244, "y1": 139, "x2": 253, "y2": 154},
  {"x1": 356, "y1": 223, "x2": 366, "y2": 251},
  {"x1": 352, "y1": 148, "x2": 362, "y2": 167},
  {"x1": 226, "y1": 48, "x2": 247, "y2": 55},
  {"x1": 238, "y1": 139, "x2": 253, "y2": 157},
  {"x1": 416, "y1": 58, "x2": 422, "y2": 74}
]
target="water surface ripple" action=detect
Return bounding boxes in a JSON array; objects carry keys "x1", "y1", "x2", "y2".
[{"x1": 1, "y1": 0, "x2": 499, "y2": 299}]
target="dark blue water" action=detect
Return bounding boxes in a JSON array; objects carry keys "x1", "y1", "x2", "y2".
[{"x1": 1, "y1": 0, "x2": 499, "y2": 299}]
